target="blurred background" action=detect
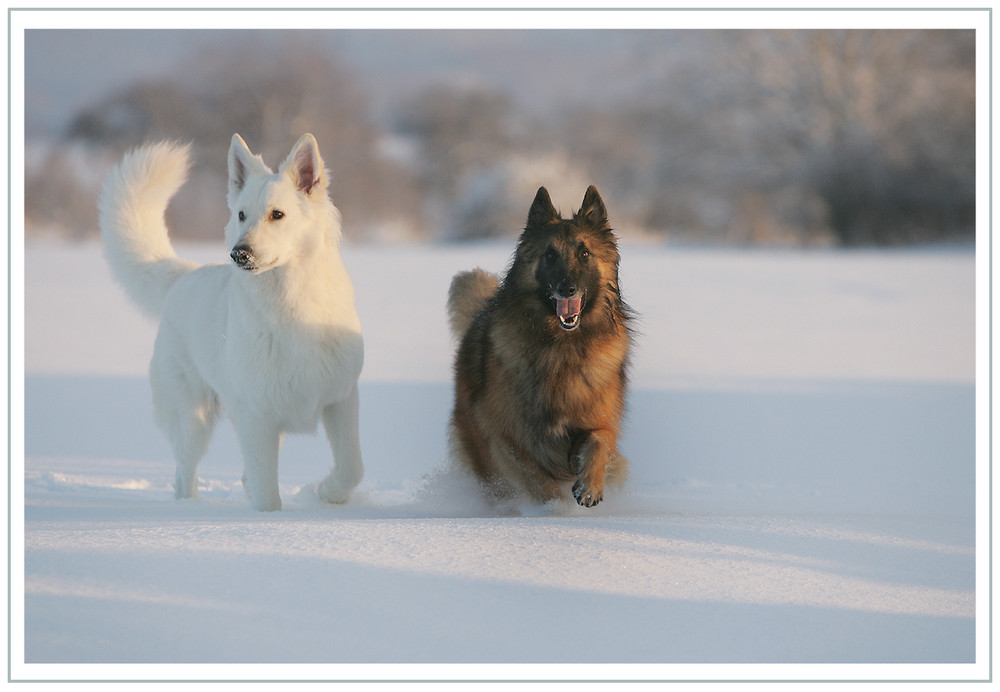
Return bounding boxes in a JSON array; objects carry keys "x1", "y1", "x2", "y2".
[{"x1": 24, "y1": 28, "x2": 976, "y2": 247}]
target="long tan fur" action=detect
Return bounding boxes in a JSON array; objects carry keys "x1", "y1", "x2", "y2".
[{"x1": 448, "y1": 186, "x2": 633, "y2": 508}]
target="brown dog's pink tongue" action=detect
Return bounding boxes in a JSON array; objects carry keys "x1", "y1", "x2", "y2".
[{"x1": 556, "y1": 296, "x2": 582, "y2": 320}]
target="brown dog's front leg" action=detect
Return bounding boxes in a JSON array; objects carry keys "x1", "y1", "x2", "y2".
[{"x1": 570, "y1": 429, "x2": 616, "y2": 507}]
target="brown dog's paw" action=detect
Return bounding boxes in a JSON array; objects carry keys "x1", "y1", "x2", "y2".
[{"x1": 572, "y1": 477, "x2": 603, "y2": 507}]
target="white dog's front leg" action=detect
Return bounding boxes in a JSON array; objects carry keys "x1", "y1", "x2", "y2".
[
  {"x1": 318, "y1": 384, "x2": 364, "y2": 504},
  {"x1": 236, "y1": 420, "x2": 284, "y2": 511}
]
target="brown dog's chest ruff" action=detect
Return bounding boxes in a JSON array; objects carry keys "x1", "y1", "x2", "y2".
[{"x1": 526, "y1": 334, "x2": 626, "y2": 427}]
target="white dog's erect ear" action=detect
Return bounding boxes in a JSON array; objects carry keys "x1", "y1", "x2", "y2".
[
  {"x1": 228, "y1": 134, "x2": 254, "y2": 195},
  {"x1": 227, "y1": 134, "x2": 271, "y2": 206},
  {"x1": 282, "y1": 133, "x2": 327, "y2": 196}
]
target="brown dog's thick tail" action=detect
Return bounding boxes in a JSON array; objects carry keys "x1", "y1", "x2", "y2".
[{"x1": 447, "y1": 268, "x2": 499, "y2": 339}]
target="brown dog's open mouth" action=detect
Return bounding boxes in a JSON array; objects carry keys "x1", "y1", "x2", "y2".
[{"x1": 555, "y1": 296, "x2": 583, "y2": 331}]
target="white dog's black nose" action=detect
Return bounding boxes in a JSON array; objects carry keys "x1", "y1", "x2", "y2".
[{"x1": 231, "y1": 245, "x2": 254, "y2": 270}]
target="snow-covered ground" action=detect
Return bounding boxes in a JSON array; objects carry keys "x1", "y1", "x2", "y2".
[{"x1": 15, "y1": 239, "x2": 984, "y2": 685}]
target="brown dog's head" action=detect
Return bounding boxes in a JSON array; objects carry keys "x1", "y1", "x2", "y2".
[{"x1": 508, "y1": 186, "x2": 625, "y2": 334}]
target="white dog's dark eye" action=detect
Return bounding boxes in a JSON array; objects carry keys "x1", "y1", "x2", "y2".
[
  {"x1": 238, "y1": 211, "x2": 246, "y2": 222},
  {"x1": 271, "y1": 209, "x2": 285, "y2": 221}
]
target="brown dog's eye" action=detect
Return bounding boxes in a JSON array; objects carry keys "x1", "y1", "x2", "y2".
[{"x1": 271, "y1": 209, "x2": 285, "y2": 221}]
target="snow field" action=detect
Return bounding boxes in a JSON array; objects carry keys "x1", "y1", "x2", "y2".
[{"x1": 17, "y1": 240, "x2": 981, "y2": 682}]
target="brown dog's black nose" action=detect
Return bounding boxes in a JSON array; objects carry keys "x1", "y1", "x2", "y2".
[
  {"x1": 556, "y1": 279, "x2": 577, "y2": 298},
  {"x1": 230, "y1": 245, "x2": 254, "y2": 269}
]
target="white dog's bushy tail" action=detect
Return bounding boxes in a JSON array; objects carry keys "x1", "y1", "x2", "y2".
[{"x1": 99, "y1": 142, "x2": 199, "y2": 319}]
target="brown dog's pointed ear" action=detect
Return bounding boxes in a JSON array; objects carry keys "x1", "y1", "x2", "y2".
[
  {"x1": 577, "y1": 185, "x2": 608, "y2": 228},
  {"x1": 527, "y1": 186, "x2": 559, "y2": 228}
]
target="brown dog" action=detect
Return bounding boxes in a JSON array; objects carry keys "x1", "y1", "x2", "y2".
[{"x1": 448, "y1": 186, "x2": 633, "y2": 508}]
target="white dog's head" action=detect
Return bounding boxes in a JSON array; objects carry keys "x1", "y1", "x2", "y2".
[{"x1": 225, "y1": 133, "x2": 340, "y2": 273}]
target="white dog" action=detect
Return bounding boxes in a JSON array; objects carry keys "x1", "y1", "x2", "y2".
[{"x1": 99, "y1": 133, "x2": 364, "y2": 511}]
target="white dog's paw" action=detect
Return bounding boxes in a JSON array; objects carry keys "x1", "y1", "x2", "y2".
[
  {"x1": 174, "y1": 483, "x2": 198, "y2": 500},
  {"x1": 247, "y1": 488, "x2": 282, "y2": 511},
  {"x1": 317, "y1": 477, "x2": 353, "y2": 504},
  {"x1": 242, "y1": 474, "x2": 282, "y2": 511}
]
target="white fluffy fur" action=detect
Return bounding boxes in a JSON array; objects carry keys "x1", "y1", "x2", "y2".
[{"x1": 99, "y1": 133, "x2": 364, "y2": 511}]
